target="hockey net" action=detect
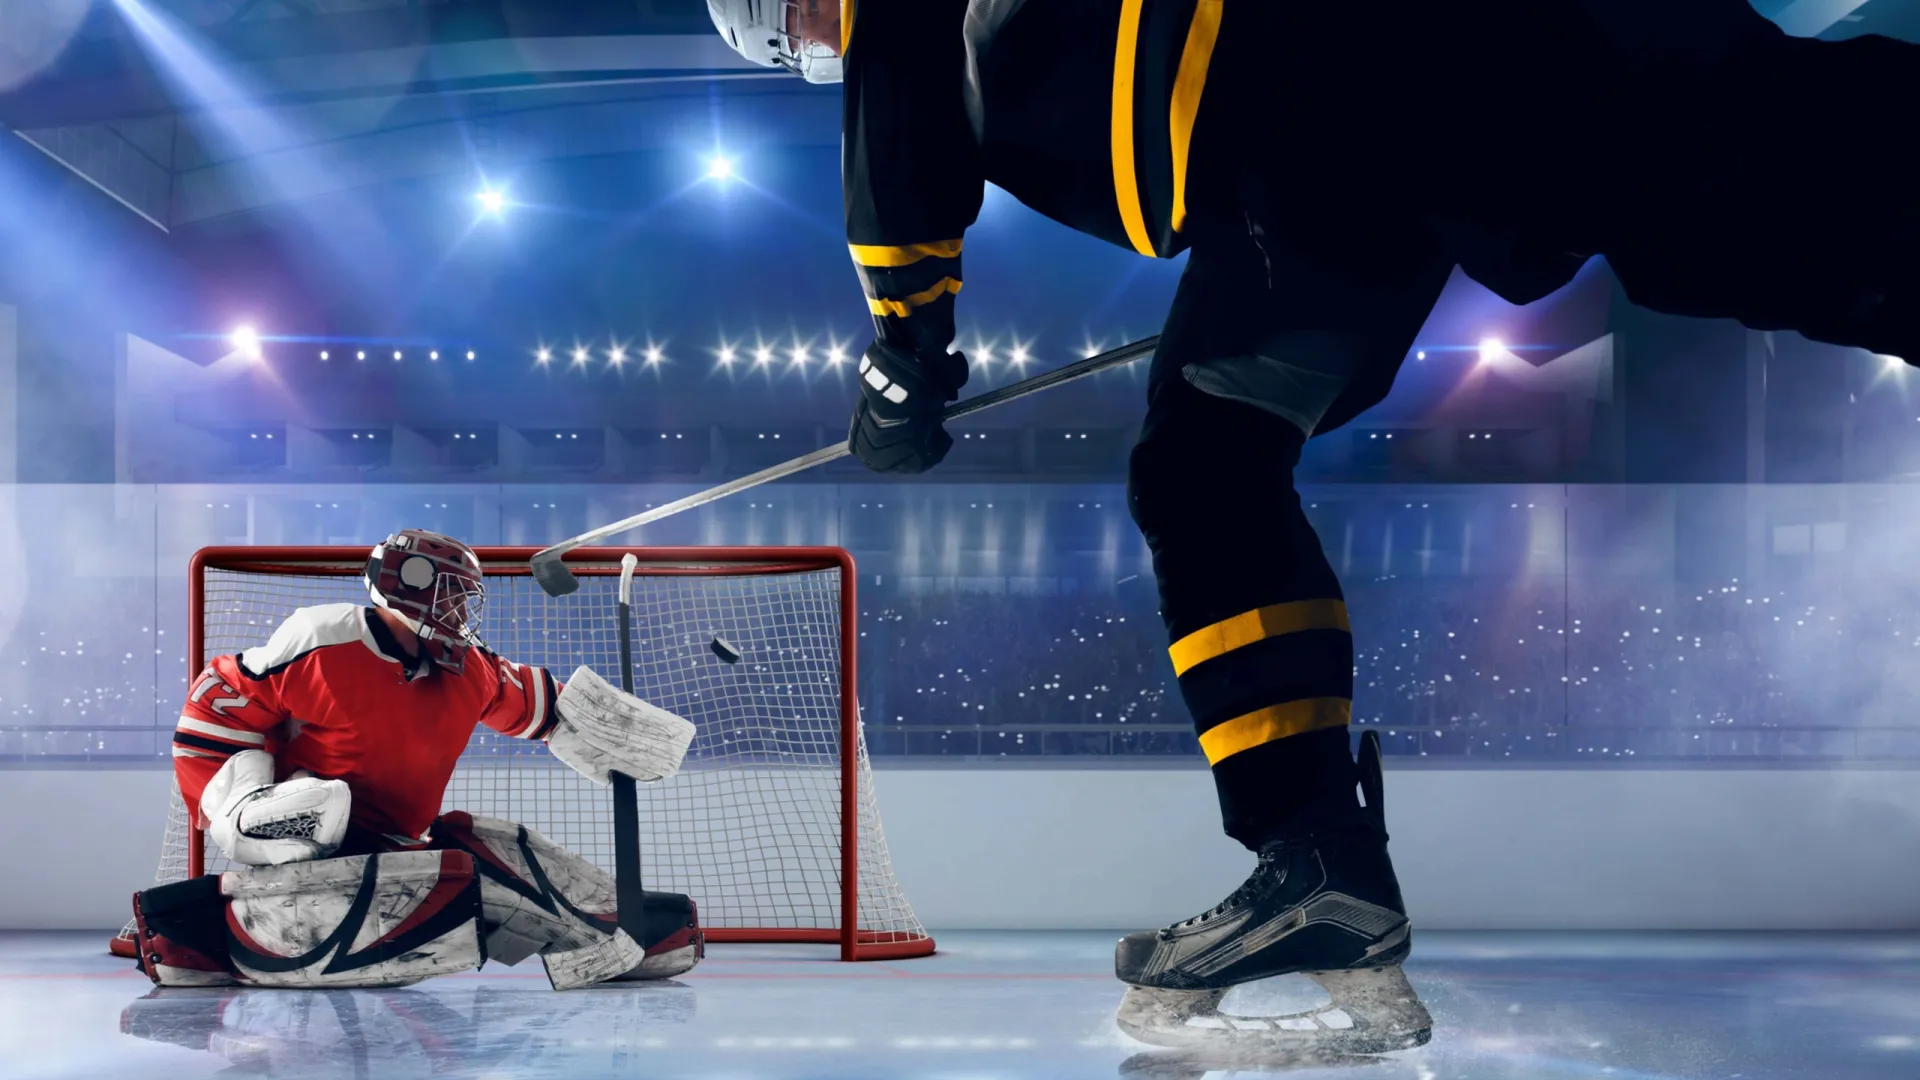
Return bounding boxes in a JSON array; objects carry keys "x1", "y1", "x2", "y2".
[{"x1": 114, "y1": 546, "x2": 932, "y2": 961}]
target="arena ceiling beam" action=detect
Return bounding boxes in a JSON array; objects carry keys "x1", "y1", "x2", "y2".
[{"x1": 0, "y1": 1, "x2": 763, "y2": 231}]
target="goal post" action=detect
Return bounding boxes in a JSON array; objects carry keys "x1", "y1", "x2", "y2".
[{"x1": 113, "y1": 545, "x2": 933, "y2": 962}]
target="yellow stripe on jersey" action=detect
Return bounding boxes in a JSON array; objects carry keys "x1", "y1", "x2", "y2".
[
  {"x1": 1110, "y1": 0, "x2": 1156, "y2": 258},
  {"x1": 848, "y1": 239, "x2": 965, "y2": 267},
  {"x1": 1168, "y1": 0, "x2": 1223, "y2": 236},
  {"x1": 867, "y1": 276, "x2": 963, "y2": 318},
  {"x1": 1198, "y1": 698, "x2": 1352, "y2": 765},
  {"x1": 842, "y1": 0, "x2": 854, "y2": 54},
  {"x1": 1169, "y1": 599, "x2": 1351, "y2": 677}
]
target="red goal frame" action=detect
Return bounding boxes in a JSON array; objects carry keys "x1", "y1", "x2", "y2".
[{"x1": 124, "y1": 544, "x2": 933, "y2": 962}]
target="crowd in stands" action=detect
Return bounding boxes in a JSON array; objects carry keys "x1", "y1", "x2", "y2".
[{"x1": 4, "y1": 571, "x2": 1919, "y2": 762}]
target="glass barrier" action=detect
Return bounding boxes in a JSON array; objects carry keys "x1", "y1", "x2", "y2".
[{"x1": 0, "y1": 481, "x2": 1915, "y2": 765}]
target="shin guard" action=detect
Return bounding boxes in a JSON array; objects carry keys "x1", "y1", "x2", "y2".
[{"x1": 222, "y1": 850, "x2": 485, "y2": 989}]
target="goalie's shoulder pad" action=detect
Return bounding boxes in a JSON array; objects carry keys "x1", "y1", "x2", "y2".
[
  {"x1": 549, "y1": 665, "x2": 695, "y2": 784},
  {"x1": 239, "y1": 603, "x2": 367, "y2": 678}
]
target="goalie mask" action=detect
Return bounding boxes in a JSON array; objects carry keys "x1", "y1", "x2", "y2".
[
  {"x1": 365, "y1": 529, "x2": 485, "y2": 673},
  {"x1": 707, "y1": 0, "x2": 844, "y2": 85}
]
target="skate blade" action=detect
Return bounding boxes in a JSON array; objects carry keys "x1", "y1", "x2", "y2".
[
  {"x1": 1116, "y1": 966, "x2": 1432, "y2": 1058},
  {"x1": 1119, "y1": 1048, "x2": 1384, "y2": 1078}
]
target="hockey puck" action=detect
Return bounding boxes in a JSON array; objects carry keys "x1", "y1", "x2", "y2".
[{"x1": 709, "y1": 636, "x2": 741, "y2": 664}]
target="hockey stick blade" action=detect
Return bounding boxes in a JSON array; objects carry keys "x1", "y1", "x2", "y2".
[
  {"x1": 530, "y1": 550, "x2": 582, "y2": 597},
  {"x1": 528, "y1": 335, "x2": 1159, "y2": 596}
]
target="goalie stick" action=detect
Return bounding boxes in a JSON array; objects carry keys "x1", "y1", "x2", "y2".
[
  {"x1": 611, "y1": 553, "x2": 648, "y2": 950},
  {"x1": 530, "y1": 335, "x2": 1161, "y2": 596}
]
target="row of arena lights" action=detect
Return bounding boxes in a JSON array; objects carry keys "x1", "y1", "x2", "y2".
[
  {"x1": 530, "y1": 338, "x2": 1045, "y2": 374},
  {"x1": 229, "y1": 327, "x2": 475, "y2": 363},
  {"x1": 232, "y1": 323, "x2": 1515, "y2": 371},
  {"x1": 232, "y1": 327, "x2": 1058, "y2": 373}
]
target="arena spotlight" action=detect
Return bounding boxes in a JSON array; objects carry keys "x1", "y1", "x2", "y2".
[
  {"x1": 1009, "y1": 344, "x2": 1030, "y2": 369},
  {"x1": 827, "y1": 343, "x2": 847, "y2": 367},
  {"x1": 1478, "y1": 337, "x2": 1505, "y2": 364},
  {"x1": 645, "y1": 345, "x2": 664, "y2": 366},
  {"x1": 230, "y1": 325, "x2": 261, "y2": 360},
  {"x1": 466, "y1": 350, "x2": 476, "y2": 361},
  {"x1": 535, "y1": 347, "x2": 552, "y2": 365},
  {"x1": 1881, "y1": 353, "x2": 1905, "y2": 372},
  {"x1": 571, "y1": 346, "x2": 590, "y2": 366},
  {"x1": 608, "y1": 345, "x2": 627, "y2": 367},
  {"x1": 393, "y1": 350, "x2": 403, "y2": 361},
  {"x1": 706, "y1": 155, "x2": 735, "y2": 181},
  {"x1": 319, "y1": 350, "x2": 330, "y2": 361},
  {"x1": 429, "y1": 350, "x2": 440, "y2": 361},
  {"x1": 476, "y1": 187, "x2": 506, "y2": 215},
  {"x1": 790, "y1": 344, "x2": 810, "y2": 368},
  {"x1": 1416, "y1": 350, "x2": 1427, "y2": 361},
  {"x1": 754, "y1": 346, "x2": 774, "y2": 367},
  {"x1": 356, "y1": 350, "x2": 367, "y2": 361},
  {"x1": 717, "y1": 345, "x2": 737, "y2": 368}
]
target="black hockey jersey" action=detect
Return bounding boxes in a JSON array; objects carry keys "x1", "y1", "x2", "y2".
[{"x1": 843, "y1": 0, "x2": 1245, "y2": 356}]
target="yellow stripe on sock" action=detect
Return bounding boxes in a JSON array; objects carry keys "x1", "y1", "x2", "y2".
[
  {"x1": 1169, "y1": 599, "x2": 1351, "y2": 677},
  {"x1": 1199, "y1": 698, "x2": 1352, "y2": 765}
]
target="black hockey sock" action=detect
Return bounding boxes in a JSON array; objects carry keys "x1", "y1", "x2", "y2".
[{"x1": 1214, "y1": 726, "x2": 1363, "y2": 851}]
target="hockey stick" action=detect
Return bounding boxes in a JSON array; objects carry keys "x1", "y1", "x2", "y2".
[
  {"x1": 530, "y1": 334, "x2": 1161, "y2": 596},
  {"x1": 610, "y1": 553, "x2": 649, "y2": 948}
]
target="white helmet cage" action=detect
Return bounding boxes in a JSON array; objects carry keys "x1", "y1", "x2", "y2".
[
  {"x1": 707, "y1": 0, "x2": 845, "y2": 85},
  {"x1": 364, "y1": 530, "x2": 488, "y2": 671}
]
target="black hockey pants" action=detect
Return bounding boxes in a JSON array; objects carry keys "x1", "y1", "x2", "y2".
[{"x1": 1133, "y1": 0, "x2": 1920, "y2": 849}]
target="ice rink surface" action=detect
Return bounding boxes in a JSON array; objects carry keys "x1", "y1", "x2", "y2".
[{"x1": 6, "y1": 930, "x2": 1917, "y2": 1079}]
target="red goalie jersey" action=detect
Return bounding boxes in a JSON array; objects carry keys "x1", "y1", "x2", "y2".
[{"x1": 172, "y1": 603, "x2": 560, "y2": 842}]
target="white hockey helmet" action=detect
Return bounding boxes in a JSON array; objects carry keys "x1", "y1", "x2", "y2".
[{"x1": 706, "y1": 0, "x2": 845, "y2": 85}]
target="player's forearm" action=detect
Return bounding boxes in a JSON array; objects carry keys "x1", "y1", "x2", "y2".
[
  {"x1": 850, "y1": 242, "x2": 963, "y2": 354},
  {"x1": 475, "y1": 652, "x2": 563, "y2": 740},
  {"x1": 842, "y1": 0, "x2": 979, "y2": 356}
]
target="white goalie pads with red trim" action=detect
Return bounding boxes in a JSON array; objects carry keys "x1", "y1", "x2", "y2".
[{"x1": 222, "y1": 850, "x2": 485, "y2": 989}]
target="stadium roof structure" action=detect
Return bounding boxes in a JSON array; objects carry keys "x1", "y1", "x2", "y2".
[{"x1": 0, "y1": 0, "x2": 827, "y2": 230}]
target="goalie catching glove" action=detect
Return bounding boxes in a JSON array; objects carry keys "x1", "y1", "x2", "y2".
[
  {"x1": 548, "y1": 665, "x2": 695, "y2": 784},
  {"x1": 202, "y1": 749, "x2": 351, "y2": 866}
]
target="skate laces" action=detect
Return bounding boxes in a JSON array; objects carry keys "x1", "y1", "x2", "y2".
[{"x1": 1167, "y1": 846, "x2": 1286, "y2": 931}]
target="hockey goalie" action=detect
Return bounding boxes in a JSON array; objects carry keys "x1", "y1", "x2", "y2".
[{"x1": 126, "y1": 529, "x2": 702, "y2": 991}]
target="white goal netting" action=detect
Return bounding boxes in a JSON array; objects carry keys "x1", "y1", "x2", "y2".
[{"x1": 120, "y1": 548, "x2": 930, "y2": 959}]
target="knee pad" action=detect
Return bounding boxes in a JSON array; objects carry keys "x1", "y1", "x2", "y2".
[
  {"x1": 432, "y1": 813, "x2": 620, "y2": 964},
  {"x1": 1128, "y1": 381, "x2": 1307, "y2": 543}
]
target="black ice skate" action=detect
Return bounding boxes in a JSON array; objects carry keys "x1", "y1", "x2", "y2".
[{"x1": 1113, "y1": 732, "x2": 1431, "y2": 1056}]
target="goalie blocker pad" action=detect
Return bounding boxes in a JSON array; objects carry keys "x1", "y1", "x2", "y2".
[
  {"x1": 132, "y1": 850, "x2": 485, "y2": 989},
  {"x1": 548, "y1": 665, "x2": 695, "y2": 784}
]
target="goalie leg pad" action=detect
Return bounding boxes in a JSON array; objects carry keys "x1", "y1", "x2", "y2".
[
  {"x1": 548, "y1": 665, "x2": 695, "y2": 784},
  {"x1": 221, "y1": 850, "x2": 485, "y2": 988},
  {"x1": 432, "y1": 812, "x2": 703, "y2": 987},
  {"x1": 132, "y1": 874, "x2": 240, "y2": 987}
]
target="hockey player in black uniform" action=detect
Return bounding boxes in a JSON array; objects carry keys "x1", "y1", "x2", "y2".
[{"x1": 707, "y1": 0, "x2": 1920, "y2": 1055}]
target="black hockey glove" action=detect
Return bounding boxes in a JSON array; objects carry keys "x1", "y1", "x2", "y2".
[{"x1": 847, "y1": 340, "x2": 969, "y2": 474}]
